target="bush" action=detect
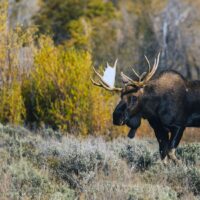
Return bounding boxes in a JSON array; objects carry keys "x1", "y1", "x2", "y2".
[
  {"x1": 0, "y1": 1, "x2": 35, "y2": 125},
  {"x1": 176, "y1": 143, "x2": 200, "y2": 165},
  {"x1": 0, "y1": 125, "x2": 76, "y2": 200},
  {"x1": 0, "y1": 1, "x2": 122, "y2": 135},
  {"x1": 8, "y1": 161, "x2": 75, "y2": 200},
  {"x1": 118, "y1": 139, "x2": 158, "y2": 171},
  {"x1": 128, "y1": 184, "x2": 177, "y2": 200},
  {"x1": 146, "y1": 163, "x2": 200, "y2": 198},
  {"x1": 37, "y1": 137, "x2": 108, "y2": 189},
  {"x1": 23, "y1": 36, "x2": 116, "y2": 135},
  {"x1": 187, "y1": 168, "x2": 200, "y2": 195},
  {"x1": 0, "y1": 124, "x2": 199, "y2": 199}
]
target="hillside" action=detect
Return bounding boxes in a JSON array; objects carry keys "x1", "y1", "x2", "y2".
[{"x1": 0, "y1": 124, "x2": 200, "y2": 200}]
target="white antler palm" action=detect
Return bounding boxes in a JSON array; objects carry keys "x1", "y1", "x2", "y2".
[{"x1": 91, "y1": 59, "x2": 122, "y2": 91}]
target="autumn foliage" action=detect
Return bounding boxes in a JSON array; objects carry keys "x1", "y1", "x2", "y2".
[
  {"x1": 23, "y1": 36, "x2": 117, "y2": 134},
  {"x1": 0, "y1": 1, "x2": 25, "y2": 124},
  {"x1": 0, "y1": 0, "x2": 156, "y2": 137},
  {"x1": 0, "y1": 1, "x2": 119, "y2": 136}
]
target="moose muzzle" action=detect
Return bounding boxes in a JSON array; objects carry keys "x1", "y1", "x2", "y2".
[{"x1": 113, "y1": 101, "x2": 129, "y2": 125}]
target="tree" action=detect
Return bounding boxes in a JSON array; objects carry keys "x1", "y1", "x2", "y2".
[{"x1": 35, "y1": 0, "x2": 116, "y2": 45}]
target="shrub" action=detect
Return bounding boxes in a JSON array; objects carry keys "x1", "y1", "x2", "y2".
[
  {"x1": 146, "y1": 163, "x2": 200, "y2": 197},
  {"x1": 8, "y1": 161, "x2": 75, "y2": 200},
  {"x1": 187, "y1": 168, "x2": 200, "y2": 195},
  {"x1": 0, "y1": 1, "x2": 122, "y2": 135},
  {"x1": 128, "y1": 184, "x2": 177, "y2": 200},
  {"x1": 37, "y1": 137, "x2": 108, "y2": 189},
  {"x1": 0, "y1": 124, "x2": 199, "y2": 199},
  {"x1": 0, "y1": 1, "x2": 35, "y2": 124},
  {"x1": 0, "y1": 125, "x2": 76, "y2": 200},
  {"x1": 118, "y1": 139, "x2": 157, "y2": 170},
  {"x1": 176, "y1": 143, "x2": 200, "y2": 165},
  {"x1": 85, "y1": 181, "x2": 177, "y2": 200},
  {"x1": 23, "y1": 36, "x2": 91, "y2": 132},
  {"x1": 23, "y1": 36, "x2": 116, "y2": 135}
]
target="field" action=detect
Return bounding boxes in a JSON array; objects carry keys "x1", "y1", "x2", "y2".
[
  {"x1": 2, "y1": 1, "x2": 200, "y2": 199},
  {"x1": 0, "y1": 124, "x2": 200, "y2": 200}
]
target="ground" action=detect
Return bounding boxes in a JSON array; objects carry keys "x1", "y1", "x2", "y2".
[{"x1": 0, "y1": 124, "x2": 200, "y2": 200}]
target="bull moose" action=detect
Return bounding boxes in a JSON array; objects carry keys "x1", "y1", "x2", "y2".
[{"x1": 91, "y1": 53, "x2": 200, "y2": 164}]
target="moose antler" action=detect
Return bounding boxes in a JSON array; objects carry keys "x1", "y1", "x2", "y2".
[
  {"x1": 121, "y1": 53, "x2": 160, "y2": 87},
  {"x1": 91, "y1": 59, "x2": 122, "y2": 92}
]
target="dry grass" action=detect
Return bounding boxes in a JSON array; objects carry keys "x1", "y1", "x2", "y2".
[{"x1": 0, "y1": 124, "x2": 199, "y2": 199}]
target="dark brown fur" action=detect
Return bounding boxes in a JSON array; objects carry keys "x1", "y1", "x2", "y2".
[{"x1": 113, "y1": 70, "x2": 199, "y2": 161}]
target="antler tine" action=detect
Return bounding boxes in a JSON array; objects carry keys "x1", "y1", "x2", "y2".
[
  {"x1": 113, "y1": 59, "x2": 118, "y2": 68},
  {"x1": 131, "y1": 67, "x2": 140, "y2": 79},
  {"x1": 91, "y1": 78, "x2": 112, "y2": 90},
  {"x1": 120, "y1": 52, "x2": 160, "y2": 87},
  {"x1": 144, "y1": 55, "x2": 151, "y2": 73},
  {"x1": 93, "y1": 66, "x2": 104, "y2": 81},
  {"x1": 121, "y1": 72, "x2": 141, "y2": 86},
  {"x1": 90, "y1": 77, "x2": 101, "y2": 86},
  {"x1": 92, "y1": 66, "x2": 110, "y2": 87},
  {"x1": 156, "y1": 52, "x2": 160, "y2": 67},
  {"x1": 150, "y1": 53, "x2": 160, "y2": 76},
  {"x1": 143, "y1": 52, "x2": 160, "y2": 82},
  {"x1": 91, "y1": 64, "x2": 122, "y2": 92},
  {"x1": 139, "y1": 72, "x2": 147, "y2": 81},
  {"x1": 131, "y1": 55, "x2": 152, "y2": 83},
  {"x1": 99, "y1": 78, "x2": 122, "y2": 91}
]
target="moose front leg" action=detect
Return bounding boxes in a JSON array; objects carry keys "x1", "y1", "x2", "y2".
[
  {"x1": 149, "y1": 121, "x2": 170, "y2": 163},
  {"x1": 168, "y1": 126, "x2": 185, "y2": 164},
  {"x1": 156, "y1": 131, "x2": 170, "y2": 164}
]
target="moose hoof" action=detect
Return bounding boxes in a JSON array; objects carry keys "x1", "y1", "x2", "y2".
[
  {"x1": 162, "y1": 156, "x2": 169, "y2": 166},
  {"x1": 175, "y1": 159, "x2": 182, "y2": 165},
  {"x1": 168, "y1": 149, "x2": 182, "y2": 165}
]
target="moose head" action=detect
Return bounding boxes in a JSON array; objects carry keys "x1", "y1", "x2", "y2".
[{"x1": 91, "y1": 53, "x2": 160, "y2": 138}]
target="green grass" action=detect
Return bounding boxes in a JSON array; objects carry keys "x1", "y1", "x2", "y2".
[{"x1": 0, "y1": 124, "x2": 199, "y2": 200}]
